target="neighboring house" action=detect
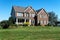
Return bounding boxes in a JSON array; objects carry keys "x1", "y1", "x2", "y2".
[{"x1": 11, "y1": 6, "x2": 48, "y2": 26}]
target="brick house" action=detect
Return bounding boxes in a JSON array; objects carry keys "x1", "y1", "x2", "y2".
[{"x1": 11, "y1": 6, "x2": 48, "y2": 26}]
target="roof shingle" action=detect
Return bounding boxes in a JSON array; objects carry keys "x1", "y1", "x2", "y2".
[{"x1": 13, "y1": 6, "x2": 26, "y2": 12}]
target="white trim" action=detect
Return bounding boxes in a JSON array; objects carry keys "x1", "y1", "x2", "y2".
[
  {"x1": 18, "y1": 23, "x2": 23, "y2": 24},
  {"x1": 29, "y1": 13, "x2": 31, "y2": 17},
  {"x1": 24, "y1": 19, "x2": 26, "y2": 22},
  {"x1": 47, "y1": 21, "x2": 48, "y2": 24},
  {"x1": 44, "y1": 20, "x2": 46, "y2": 24},
  {"x1": 29, "y1": 9, "x2": 32, "y2": 13},
  {"x1": 33, "y1": 14, "x2": 35, "y2": 17},
  {"x1": 37, "y1": 9, "x2": 44, "y2": 15},
  {"x1": 40, "y1": 20, "x2": 43, "y2": 24},
  {"x1": 16, "y1": 18, "x2": 18, "y2": 24},
  {"x1": 24, "y1": 7, "x2": 31, "y2": 12},
  {"x1": 17, "y1": 13, "x2": 23, "y2": 16},
  {"x1": 38, "y1": 20, "x2": 39, "y2": 23},
  {"x1": 29, "y1": 19, "x2": 31, "y2": 25},
  {"x1": 24, "y1": 13, "x2": 26, "y2": 17}
]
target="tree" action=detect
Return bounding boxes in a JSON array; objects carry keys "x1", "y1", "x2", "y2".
[
  {"x1": 34, "y1": 14, "x2": 38, "y2": 26},
  {"x1": 48, "y1": 11, "x2": 58, "y2": 26},
  {"x1": 9, "y1": 17, "x2": 15, "y2": 25}
]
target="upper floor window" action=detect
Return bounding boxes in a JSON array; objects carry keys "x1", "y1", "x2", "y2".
[
  {"x1": 29, "y1": 14, "x2": 31, "y2": 17},
  {"x1": 32, "y1": 14, "x2": 35, "y2": 17},
  {"x1": 24, "y1": 13, "x2": 26, "y2": 17},
  {"x1": 40, "y1": 14, "x2": 42, "y2": 18},
  {"x1": 26, "y1": 13, "x2": 29, "y2": 17},
  {"x1": 17, "y1": 13, "x2": 23, "y2": 16},
  {"x1": 24, "y1": 13, "x2": 29, "y2": 17},
  {"x1": 40, "y1": 20, "x2": 43, "y2": 24},
  {"x1": 44, "y1": 20, "x2": 46, "y2": 24},
  {"x1": 40, "y1": 14, "x2": 46, "y2": 18}
]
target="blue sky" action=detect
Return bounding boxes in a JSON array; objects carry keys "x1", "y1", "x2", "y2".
[{"x1": 0, "y1": 0, "x2": 60, "y2": 21}]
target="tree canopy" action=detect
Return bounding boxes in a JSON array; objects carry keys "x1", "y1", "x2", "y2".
[{"x1": 48, "y1": 11, "x2": 58, "y2": 26}]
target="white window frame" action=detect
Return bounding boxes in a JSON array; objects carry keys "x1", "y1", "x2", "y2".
[
  {"x1": 40, "y1": 14, "x2": 42, "y2": 18},
  {"x1": 32, "y1": 14, "x2": 35, "y2": 17},
  {"x1": 40, "y1": 14, "x2": 47, "y2": 18},
  {"x1": 44, "y1": 20, "x2": 46, "y2": 24},
  {"x1": 17, "y1": 13, "x2": 23, "y2": 16},
  {"x1": 26, "y1": 13, "x2": 29, "y2": 17},
  {"x1": 24, "y1": 13, "x2": 26, "y2": 17},
  {"x1": 29, "y1": 13, "x2": 31, "y2": 17},
  {"x1": 40, "y1": 20, "x2": 43, "y2": 24}
]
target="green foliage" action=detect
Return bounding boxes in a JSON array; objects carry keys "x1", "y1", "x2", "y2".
[
  {"x1": 23, "y1": 22, "x2": 31, "y2": 26},
  {"x1": 0, "y1": 17, "x2": 16, "y2": 29},
  {"x1": 9, "y1": 24, "x2": 17, "y2": 29},
  {"x1": 0, "y1": 20, "x2": 9, "y2": 29},
  {"x1": 9, "y1": 17, "x2": 15, "y2": 25},
  {"x1": 48, "y1": 11, "x2": 58, "y2": 26}
]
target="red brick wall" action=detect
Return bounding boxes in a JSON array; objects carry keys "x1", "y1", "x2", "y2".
[{"x1": 37, "y1": 9, "x2": 48, "y2": 26}]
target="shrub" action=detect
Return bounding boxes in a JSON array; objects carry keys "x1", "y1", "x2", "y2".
[
  {"x1": 9, "y1": 24, "x2": 17, "y2": 29},
  {"x1": 23, "y1": 22, "x2": 31, "y2": 26},
  {"x1": 9, "y1": 17, "x2": 15, "y2": 25},
  {"x1": 0, "y1": 20, "x2": 9, "y2": 29}
]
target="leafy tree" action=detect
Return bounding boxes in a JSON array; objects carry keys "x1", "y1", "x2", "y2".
[
  {"x1": 34, "y1": 14, "x2": 38, "y2": 26},
  {"x1": 48, "y1": 11, "x2": 58, "y2": 26},
  {"x1": 9, "y1": 17, "x2": 15, "y2": 25}
]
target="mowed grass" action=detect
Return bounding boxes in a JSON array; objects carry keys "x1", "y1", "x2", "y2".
[{"x1": 0, "y1": 26, "x2": 60, "y2": 40}]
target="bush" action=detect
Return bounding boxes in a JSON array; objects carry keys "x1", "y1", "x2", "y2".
[
  {"x1": 23, "y1": 22, "x2": 31, "y2": 26},
  {"x1": 9, "y1": 17, "x2": 15, "y2": 25},
  {"x1": 9, "y1": 24, "x2": 17, "y2": 29},
  {"x1": 0, "y1": 20, "x2": 9, "y2": 29}
]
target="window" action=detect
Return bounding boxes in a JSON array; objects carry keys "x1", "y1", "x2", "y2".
[
  {"x1": 40, "y1": 20, "x2": 44, "y2": 24},
  {"x1": 44, "y1": 15, "x2": 47, "y2": 18},
  {"x1": 38, "y1": 20, "x2": 39, "y2": 23},
  {"x1": 29, "y1": 14, "x2": 31, "y2": 17},
  {"x1": 24, "y1": 13, "x2": 26, "y2": 17},
  {"x1": 26, "y1": 19, "x2": 29, "y2": 22},
  {"x1": 31, "y1": 20, "x2": 35, "y2": 24},
  {"x1": 18, "y1": 19, "x2": 24, "y2": 23},
  {"x1": 40, "y1": 14, "x2": 42, "y2": 18},
  {"x1": 44, "y1": 20, "x2": 46, "y2": 24},
  {"x1": 46, "y1": 21, "x2": 48, "y2": 24},
  {"x1": 32, "y1": 14, "x2": 35, "y2": 17},
  {"x1": 40, "y1": 20, "x2": 43, "y2": 24},
  {"x1": 26, "y1": 13, "x2": 29, "y2": 17},
  {"x1": 40, "y1": 14, "x2": 46, "y2": 18},
  {"x1": 17, "y1": 13, "x2": 23, "y2": 16}
]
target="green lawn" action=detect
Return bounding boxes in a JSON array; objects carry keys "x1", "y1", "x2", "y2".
[{"x1": 0, "y1": 26, "x2": 60, "y2": 40}]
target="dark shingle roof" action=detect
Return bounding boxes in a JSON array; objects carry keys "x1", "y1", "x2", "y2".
[
  {"x1": 13, "y1": 6, "x2": 34, "y2": 13},
  {"x1": 13, "y1": 6, "x2": 26, "y2": 12},
  {"x1": 36, "y1": 8, "x2": 43, "y2": 13},
  {"x1": 36, "y1": 8, "x2": 48, "y2": 16}
]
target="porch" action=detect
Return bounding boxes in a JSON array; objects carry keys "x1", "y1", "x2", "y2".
[{"x1": 15, "y1": 18, "x2": 31, "y2": 25}]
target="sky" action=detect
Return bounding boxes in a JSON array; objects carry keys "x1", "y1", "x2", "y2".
[{"x1": 0, "y1": 0, "x2": 60, "y2": 21}]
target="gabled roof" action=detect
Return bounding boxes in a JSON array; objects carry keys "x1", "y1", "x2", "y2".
[
  {"x1": 36, "y1": 8, "x2": 44, "y2": 13},
  {"x1": 12, "y1": 6, "x2": 48, "y2": 16},
  {"x1": 24, "y1": 6, "x2": 36, "y2": 13},
  {"x1": 12, "y1": 6, "x2": 35, "y2": 13},
  {"x1": 36, "y1": 8, "x2": 48, "y2": 16},
  {"x1": 12, "y1": 6, "x2": 26, "y2": 12}
]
